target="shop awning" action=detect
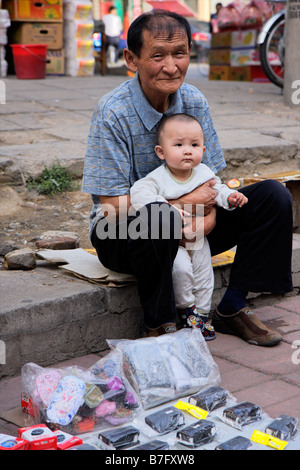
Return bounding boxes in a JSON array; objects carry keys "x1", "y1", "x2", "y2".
[{"x1": 146, "y1": 0, "x2": 196, "y2": 17}]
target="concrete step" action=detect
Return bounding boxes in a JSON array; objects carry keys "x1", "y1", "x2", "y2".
[{"x1": 0, "y1": 234, "x2": 299, "y2": 379}]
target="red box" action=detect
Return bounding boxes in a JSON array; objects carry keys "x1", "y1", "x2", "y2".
[
  {"x1": 18, "y1": 424, "x2": 57, "y2": 450},
  {"x1": 0, "y1": 434, "x2": 29, "y2": 450},
  {"x1": 21, "y1": 392, "x2": 35, "y2": 416},
  {"x1": 53, "y1": 430, "x2": 83, "y2": 450}
]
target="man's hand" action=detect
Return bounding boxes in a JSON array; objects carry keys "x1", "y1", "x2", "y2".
[
  {"x1": 180, "y1": 206, "x2": 216, "y2": 247},
  {"x1": 169, "y1": 178, "x2": 217, "y2": 210},
  {"x1": 190, "y1": 179, "x2": 218, "y2": 207}
]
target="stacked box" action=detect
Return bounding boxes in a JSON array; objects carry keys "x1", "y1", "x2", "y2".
[
  {"x1": 209, "y1": 30, "x2": 231, "y2": 81},
  {"x1": 4, "y1": 0, "x2": 64, "y2": 76},
  {"x1": 3, "y1": 0, "x2": 62, "y2": 21},
  {"x1": 209, "y1": 28, "x2": 268, "y2": 82},
  {"x1": 63, "y1": 0, "x2": 94, "y2": 77},
  {"x1": 0, "y1": 8, "x2": 10, "y2": 77}
]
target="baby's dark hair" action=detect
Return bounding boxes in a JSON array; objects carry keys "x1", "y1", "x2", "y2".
[{"x1": 156, "y1": 113, "x2": 202, "y2": 145}]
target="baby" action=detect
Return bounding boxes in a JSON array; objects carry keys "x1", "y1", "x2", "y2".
[{"x1": 130, "y1": 113, "x2": 248, "y2": 340}]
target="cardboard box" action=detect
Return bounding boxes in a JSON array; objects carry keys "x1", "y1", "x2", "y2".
[
  {"x1": 11, "y1": 22, "x2": 63, "y2": 50},
  {"x1": 3, "y1": 0, "x2": 63, "y2": 22},
  {"x1": 46, "y1": 48, "x2": 64, "y2": 75},
  {"x1": 210, "y1": 31, "x2": 232, "y2": 48},
  {"x1": 230, "y1": 47, "x2": 260, "y2": 66},
  {"x1": 209, "y1": 48, "x2": 231, "y2": 65},
  {"x1": 229, "y1": 65, "x2": 252, "y2": 81},
  {"x1": 209, "y1": 65, "x2": 230, "y2": 81},
  {"x1": 210, "y1": 64, "x2": 268, "y2": 83},
  {"x1": 231, "y1": 29, "x2": 258, "y2": 48}
]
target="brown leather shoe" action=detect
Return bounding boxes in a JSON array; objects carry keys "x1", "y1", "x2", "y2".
[
  {"x1": 143, "y1": 322, "x2": 177, "y2": 337},
  {"x1": 213, "y1": 307, "x2": 282, "y2": 347}
]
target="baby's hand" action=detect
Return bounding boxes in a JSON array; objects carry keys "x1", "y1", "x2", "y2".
[{"x1": 227, "y1": 192, "x2": 248, "y2": 208}]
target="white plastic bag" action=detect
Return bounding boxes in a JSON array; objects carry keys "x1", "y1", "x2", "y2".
[{"x1": 108, "y1": 328, "x2": 221, "y2": 409}]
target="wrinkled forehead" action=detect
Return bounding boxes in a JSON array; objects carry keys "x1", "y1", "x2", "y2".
[{"x1": 143, "y1": 17, "x2": 189, "y2": 43}]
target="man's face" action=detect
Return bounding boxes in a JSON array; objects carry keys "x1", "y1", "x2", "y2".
[{"x1": 125, "y1": 29, "x2": 191, "y2": 109}]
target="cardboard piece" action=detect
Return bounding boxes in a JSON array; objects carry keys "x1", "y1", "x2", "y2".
[
  {"x1": 36, "y1": 247, "x2": 235, "y2": 287},
  {"x1": 36, "y1": 248, "x2": 136, "y2": 286}
]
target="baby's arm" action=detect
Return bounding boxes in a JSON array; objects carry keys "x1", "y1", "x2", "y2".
[
  {"x1": 213, "y1": 176, "x2": 248, "y2": 210},
  {"x1": 130, "y1": 177, "x2": 167, "y2": 210}
]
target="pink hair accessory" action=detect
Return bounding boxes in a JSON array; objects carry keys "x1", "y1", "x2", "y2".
[{"x1": 95, "y1": 400, "x2": 116, "y2": 417}]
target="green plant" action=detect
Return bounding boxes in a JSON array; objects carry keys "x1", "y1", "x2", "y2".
[{"x1": 27, "y1": 160, "x2": 78, "y2": 196}]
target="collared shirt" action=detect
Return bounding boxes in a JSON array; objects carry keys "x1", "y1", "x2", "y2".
[
  {"x1": 82, "y1": 73, "x2": 226, "y2": 234},
  {"x1": 102, "y1": 13, "x2": 122, "y2": 37}
]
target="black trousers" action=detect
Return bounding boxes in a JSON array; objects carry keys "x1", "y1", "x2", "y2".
[{"x1": 91, "y1": 180, "x2": 293, "y2": 328}]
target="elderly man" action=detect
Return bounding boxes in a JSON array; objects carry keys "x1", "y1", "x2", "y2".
[{"x1": 83, "y1": 10, "x2": 293, "y2": 345}]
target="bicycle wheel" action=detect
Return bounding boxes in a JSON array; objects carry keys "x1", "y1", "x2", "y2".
[{"x1": 259, "y1": 13, "x2": 285, "y2": 88}]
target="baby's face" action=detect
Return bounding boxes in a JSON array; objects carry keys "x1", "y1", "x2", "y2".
[{"x1": 157, "y1": 119, "x2": 205, "y2": 174}]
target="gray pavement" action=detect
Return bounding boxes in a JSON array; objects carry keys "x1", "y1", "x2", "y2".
[
  {"x1": 0, "y1": 69, "x2": 300, "y2": 443},
  {"x1": 1, "y1": 65, "x2": 300, "y2": 184}
]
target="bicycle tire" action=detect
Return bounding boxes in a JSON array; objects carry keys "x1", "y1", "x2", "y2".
[{"x1": 259, "y1": 12, "x2": 285, "y2": 88}]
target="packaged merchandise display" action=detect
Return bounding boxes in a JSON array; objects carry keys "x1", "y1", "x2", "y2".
[
  {"x1": 176, "y1": 419, "x2": 216, "y2": 448},
  {"x1": 46, "y1": 375, "x2": 86, "y2": 426},
  {"x1": 215, "y1": 435, "x2": 252, "y2": 450},
  {"x1": 18, "y1": 424, "x2": 57, "y2": 450},
  {"x1": 145, "y1": 406, "x2": 185, "y2": 434},
  {"x1": 15, "y1": 329, "x2": 300, "y2": 451},
  {"x1": 108, "y1": 328, "x2": 221, "y2": 409},
  {"x1": 222, "y1": 401, "x2": 262, "y2": 430},
  {"x1": 265, "y1": 415, "x2": 298, "y2": 441},
  {"x1": 132, "y1": 439, "x2": 170, "y2": 450},
  {"x1": 21, "y1": 356, "x2": 140, "y2": 434},
  {"x1": 98, "y1": 426, "x2": 140, "y2": 449},
  {"x1": 53, "y1": 430, "x2": 83, "y2": 450},
  {"x1": 0, "y1": 434, "x2": 29, "y2": 450},
  {"x1": 188, "y1": 386, "x2": 228, "y2": 411}
]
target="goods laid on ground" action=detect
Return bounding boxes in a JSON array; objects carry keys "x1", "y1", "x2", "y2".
[{"x1": 5, "y1": 329, "x2": 298, "y2": 451}]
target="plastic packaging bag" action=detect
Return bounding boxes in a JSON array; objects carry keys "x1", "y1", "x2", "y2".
[
  {"x1": 108, "y1": 328, "x2": 221, "y2": 409},
  {"x1": 188, "y1": 386, "x2": 228, "y2": 412},
  {"x1": 21, "y1": 353, "x2": 141, "y2": 433},
  {"x1": 220, "y1": 401, "x2": 262, "y2": 430},
  {"x1": 217, "y1": 2, "x2": 242, "y2": 31},
  {"x1": 265, "y1": 415, "x2": 298, "y2": 441},
  {"x1": 63, "y1": 0, "x2": 93, "y2": 22},
  {"x1": 145, "y1": 406, "x2": 185, "y2": 434},
  {"x1": 240, "y1": 1, "x2": 263, "y2": 30}
]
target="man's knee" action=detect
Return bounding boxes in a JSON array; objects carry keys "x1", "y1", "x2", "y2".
[{"x1": 262, "y1": 179, "x2": 293, "y2": 210}]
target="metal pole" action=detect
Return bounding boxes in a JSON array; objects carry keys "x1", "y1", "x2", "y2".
[{"x1": 283, "y1": 0, "x2": 300, "y2": 106}]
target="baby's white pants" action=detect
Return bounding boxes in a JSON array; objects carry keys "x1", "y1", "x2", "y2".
[{"x1": 172, "y1": 238, "x2": 214, "y2": 314}]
